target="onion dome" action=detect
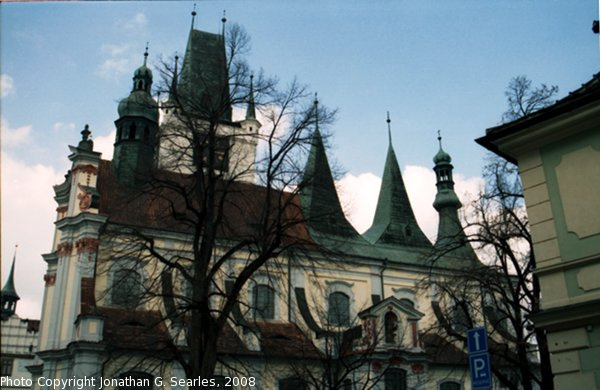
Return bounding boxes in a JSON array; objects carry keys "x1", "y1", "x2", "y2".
[{"x1": 117, "y1": 44, "x2": 158, "y2": 123}]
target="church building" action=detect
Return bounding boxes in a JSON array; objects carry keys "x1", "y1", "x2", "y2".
[{"x1": 28, "y1": 14, "x2": 521, "y2": 390}]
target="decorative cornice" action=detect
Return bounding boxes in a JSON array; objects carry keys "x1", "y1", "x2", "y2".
[
  {"x1": 57, "y1": 242, "x2": 73, "y2": 257},
  {"x1": 72, "y1": 164, "x2": 98, "y2": 175},
  {"x1": 75, "y1": 238, "x2": 99, "y2": 254}
]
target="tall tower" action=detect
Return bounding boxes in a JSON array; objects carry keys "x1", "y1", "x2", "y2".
[
  {"x1": 1, "y1": 249, "x2": 19, "y2": 320},
  {"x1": 113, "y1": 45, "x2": 159, "y2": 185},
  {"x1": 432, "y1": 133, "x2": 476, "y2": 260}
]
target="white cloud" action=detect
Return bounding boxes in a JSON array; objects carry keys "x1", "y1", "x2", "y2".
[
  {"x1": 53, "y1": 122, "x2": 76, "y2": 132},
  {"x1": 101, "y1": 43, "x2": 131, "y2": 57},
  {"x1": 1, "y1": 74, "x2": 15, "y2": 97},
  {"x1": 336, "y1": 172, "x2": 381, "y2": 234},
  {"x1": 1, "y1": 153, "x2": 64, "y2": 319},
  {"x1": 337, "y1": 165, "x2": 484, "y2": 242},
  {"x1": 1, "y1": 117, "x2": 31, "y2": 148},
  {"x1": 121, "y1": 12, "x2": 148, "y2": 32},
  {"x1": 94, "y1": 129, "x2": 116, "y2": 160},
  {"x1": 97, "y1": 57, "x2": 131, "y2": 80}
]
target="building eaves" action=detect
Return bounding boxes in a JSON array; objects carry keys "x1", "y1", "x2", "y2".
[{"x1": 476, "y1": 73, "x2": 600, "y2": 163}]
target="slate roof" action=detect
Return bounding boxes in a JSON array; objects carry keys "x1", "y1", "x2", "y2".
[
  {"x1": 363, "y1": 143, "x2": 432, "y2": 248},
  {"x1": 179, "y1": 29, "x2": 231, "y2": 121}
]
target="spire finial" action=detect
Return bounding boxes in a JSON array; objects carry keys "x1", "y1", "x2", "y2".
[
  {"x1": 143, "y1": 42, "x2": 149, "y2": 66},
  {"x1": 314, "y1": 93, "x2": 320, "y2": 132},
  {"x1": 386, "y1": 111, "x2": 392, "y2": 144},
  {"x1": 191, "y1": 4, "x2": 197, "y2": 30},
  {"x1": 81, "y1": 124, "x2": 91, "y2": 141},
  {"x1": 437, "y1": 129, "x2": 442, "y2": 149},
  {"x1": 221, "y1": 10, "x2": 227, "y2": 37}
]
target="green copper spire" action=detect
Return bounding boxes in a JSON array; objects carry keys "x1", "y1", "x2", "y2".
[
  {"x1": 245, "y1": 74, "x2": 256, "y2": 120},
  {"x1": 363, "y1": 114, "x2": 431, "y2": 247},
  {"x1": 1, "y1": 246, "x2": 20, "y2": 319},
  {"x1": 432, "y1": 132, "x2": 477, "y2": 259},
  {"x1": 179, "y1": 19, "x2": 231, "y2": 121},
  {"x1": 300, "y1": 97, "x2": 361, "y2": 240},
  {"x1": 117, "y1": 46, "x2": 158, "y2": 122}
]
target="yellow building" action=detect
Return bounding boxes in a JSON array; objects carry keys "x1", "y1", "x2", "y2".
[{"x1": 477, "y1": 73, "x2": 600, "y2": 389}]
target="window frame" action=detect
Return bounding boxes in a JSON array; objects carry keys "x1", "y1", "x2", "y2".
[
  {"x1": 252, "y1": 283, "x2": 275, "y2": 320},
  {"x1": 328, "y1": 291, "x2": 350, "y2": 327}
]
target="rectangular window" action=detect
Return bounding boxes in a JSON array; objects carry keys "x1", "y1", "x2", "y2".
[{"x1": 1, "y1": 358, "x2": 14, "y2": 376}]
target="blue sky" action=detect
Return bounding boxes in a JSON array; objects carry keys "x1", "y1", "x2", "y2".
[{"x1": 2, "y1": 1, "x2": 599, "y2": 318}]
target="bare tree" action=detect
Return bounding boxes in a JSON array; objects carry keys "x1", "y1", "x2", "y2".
[
  {"x1": 96, "y1": 23, "x2": 337, "y2": 387},
  {"x1": 502, "y1": 75, "x2": 558, "y2": 122},
  {"x1": 420, "y1": 155, "x2": 552, "y2": 390}
]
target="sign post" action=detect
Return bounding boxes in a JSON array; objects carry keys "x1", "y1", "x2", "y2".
[{"x1": 467, "y1": 327, "x2": 491, "y2": 389}]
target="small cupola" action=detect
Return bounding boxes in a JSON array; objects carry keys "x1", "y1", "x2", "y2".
[{"x1": 117, "y1": 44, "x2": 158, "y2": 123}]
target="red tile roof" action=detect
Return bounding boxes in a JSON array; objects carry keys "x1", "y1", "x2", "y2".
[{"x1": 96, "y1": 160, "x2": 315, "y2": 247}]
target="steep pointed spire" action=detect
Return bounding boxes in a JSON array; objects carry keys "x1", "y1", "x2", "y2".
[
  {"x1": 1, "y1": 246, "x2": 20, "y2": 319},
  {"x1": 245, "y1": 74, "x2": 256, "y2": 120},
  {"x1": 300, "y1": 97, "x2": 361, "y2": 240},
  {"x1": 179, "y1": 13, "x2": 231, "y2": 121},
  {"x1": 432, "y1": 132, "x2": 477, "y2": 259},
  {"x1": 363, "y1": 114, "x2": 431, "y2": 247}
]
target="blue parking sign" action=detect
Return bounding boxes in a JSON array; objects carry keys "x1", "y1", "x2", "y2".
[
  {"x1": 467, "y1": 327, "x2": 488, "y2": 354},
  {"x1": 469, "y1": 353, "x2": 492, "y2": 389}
]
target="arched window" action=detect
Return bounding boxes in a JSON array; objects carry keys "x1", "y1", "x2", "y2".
[
  {"x1": 117, "y1": 371, "x2": 153, "y2": 390},
  {"x1": 129, "y1": 123, "x2": 137, "y2": 140},
  {"x1": 253, "y1": 284, "x2": 274, "y2": 320},
  {"x1": 385, "y1": 312, "x2": 399, "y2": 343},
  {"x1": 112, "y1": 269, "x2": 142, "y2": 309},
  {"x1": 144, "y1": 125, "x2": 150, "y2": 141},
  {"x1": 439, "y1": 381, "x2": 461, "y2": 390},
  {"x1": 328, "y1": 292, "x2": 350, "y2": 326},
  {"x1": 384, "y1": 368, "x2": 406, "y2": 390},
  {"x1": 278, "y1": 377, "x2": 306, "y2": 390}
]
